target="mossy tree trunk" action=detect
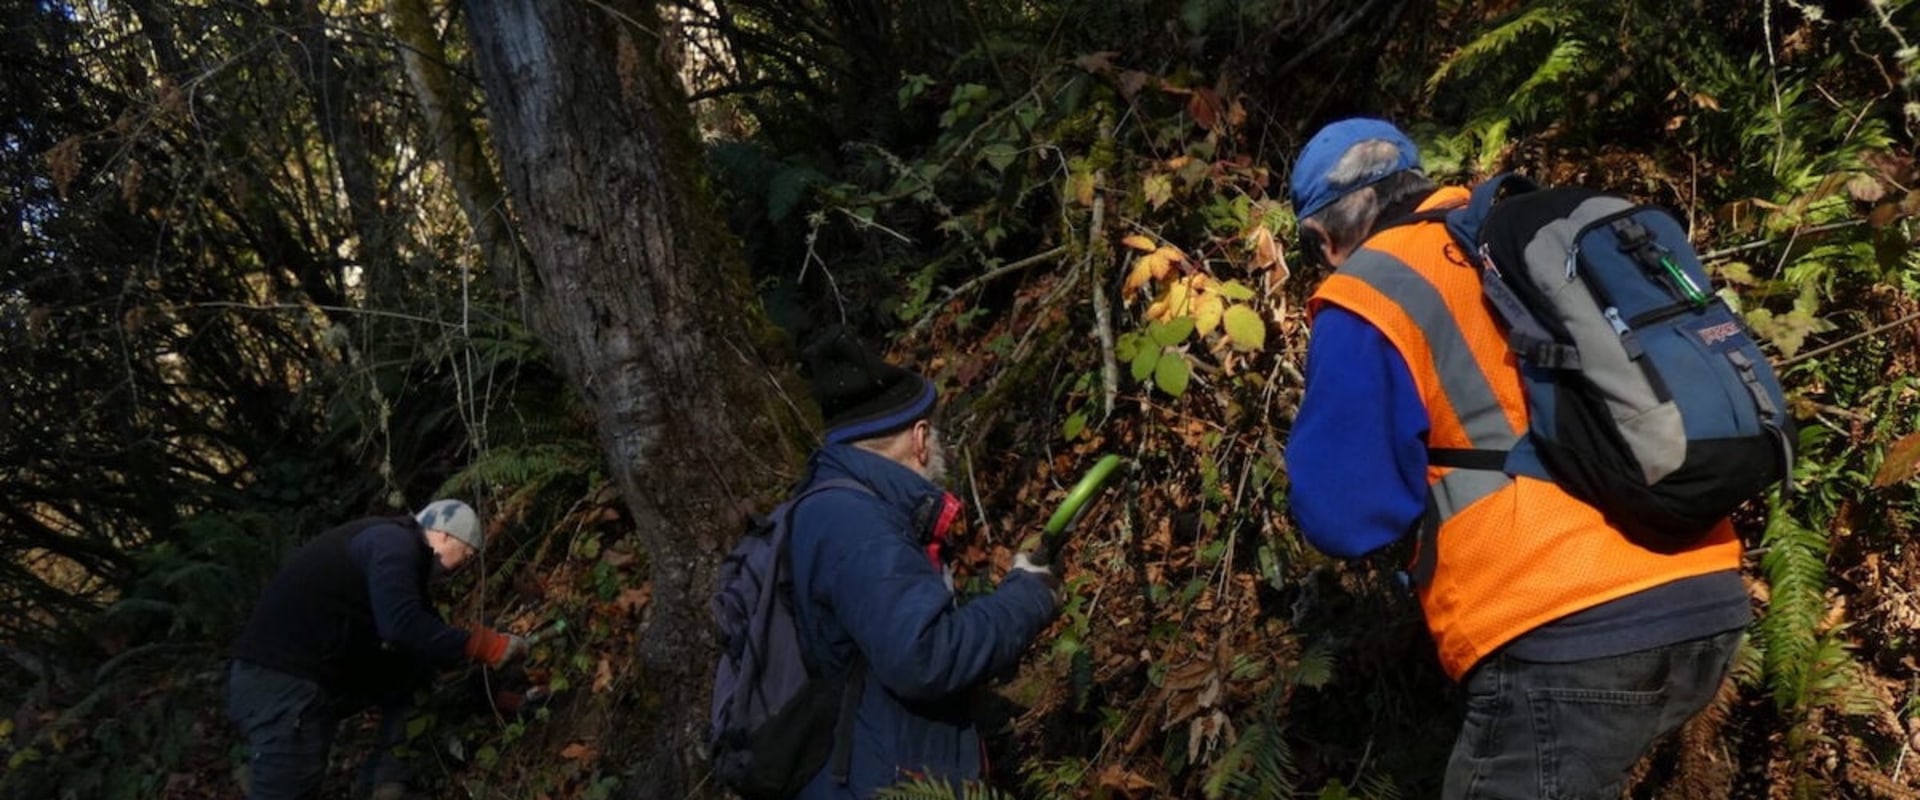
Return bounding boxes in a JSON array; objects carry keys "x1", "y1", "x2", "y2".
[{"x1": 459, "y1": 1, "x2": 811, "y2": 795}]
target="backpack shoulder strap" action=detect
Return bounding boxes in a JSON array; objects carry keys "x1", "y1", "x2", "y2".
[
  {"x1": 1443, "y1": 171, "x2": 1540, "y2": 250},
  {"x1": 777, "y1": 478, "x2": 874, "y2": 535},
  {"x1": 829, "y1": 659, "x2": 865, "y2": 785},
  {"x1": 1371, "y1": 207, "x2": 1455, "y2": 234},
  {"x1": 1439, "y1": 173, "x2": 1581, "y2": 371},
  {"x1": 781, "y1": 476, "x2": 872, "y2": 787}
]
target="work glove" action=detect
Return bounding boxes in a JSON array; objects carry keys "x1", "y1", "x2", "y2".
[
  {"x1": 1011, "y1": 551, "x2": 1064, "y2": 607},
  {"x1": 502, "y1": 633, "x2": 530, "y2": 663},
  {"x1": 464, "y1": 626, "x2": 529, "y2": 667}
]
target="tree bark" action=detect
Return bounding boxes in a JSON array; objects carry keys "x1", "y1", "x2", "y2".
[
  {"x1": 458, "y1": 1, "x2": 812, "y2": 795},
  {"x1": 385, "y1": 0, "x2": 534, "y2": 312}
]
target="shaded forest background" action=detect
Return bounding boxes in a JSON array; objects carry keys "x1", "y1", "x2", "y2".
[{"x1": 2, "y1": 0, "x2": 1919, "y2": 798}]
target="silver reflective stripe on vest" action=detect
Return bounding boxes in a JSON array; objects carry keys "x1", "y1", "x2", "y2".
[
  {"x1": 1429, "y1": 468, "x2": 1513, "y2": 527},
  {"x1": 1338, "y1": 246, "x2": 1521, "y2": 585},
  {"x1": 1339, "y1": 249, "x2": 1525, "y2": 458}
]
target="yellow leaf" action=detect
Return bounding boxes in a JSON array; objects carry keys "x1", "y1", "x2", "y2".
[
  {"x1": 1193, "y1": 292, "x2": 1224, "y2": 336},
  {"x1": 1153, "y1": 245, "x2": 1187, "y2": 265},
  {"x1": 1715, "y1": 261, "x2": 1758, "y2": 286},
  {"x1": 1149, "y1": 254, "x2": 1174, "y2": 281},
  {"x1": 1222, "y1": 304, "x2": 1266, "y2": 351},
  {"x1": 1165, "y1": 280, "x2": 1190, "y2": 317},
  {"x1": 1124, "y1": 254, "x2": 1160, "y2": 295},
  {"x1": 1214, "y1": 279, "x2": 1255, "y2": 301},
  {"x1": 1145, "y1": 299, "x2": 1169, "y2": 321},
  {"x1": 1120, "y1": 234, "x2": 1158, "y2": 252},
  {"x1": 1144, "y1": 173, "x2": 1173, "y2": 209}
]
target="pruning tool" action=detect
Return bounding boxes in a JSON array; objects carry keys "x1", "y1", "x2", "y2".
[
  {"x1": 524, "y1": 617, "x2": 569, "y2": 646},
  {"x1": 1030, "y1": 454, "x2": 1125, "y2": 568}
]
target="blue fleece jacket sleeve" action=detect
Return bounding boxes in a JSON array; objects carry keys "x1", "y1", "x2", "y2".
[
  {"x1": 348, "y1": 526, "x2": 470, "y2": 665},
  {"x1": 796, "y1": 494, "x2": 1057, "y2": 701},
  {"x1": 1285, "y1": 306, "x2": 1431, "y2": 558}
]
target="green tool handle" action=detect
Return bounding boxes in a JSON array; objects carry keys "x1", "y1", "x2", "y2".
[{"x1": 1033, "y1": 454, "x2": 1124, "y2": 566}]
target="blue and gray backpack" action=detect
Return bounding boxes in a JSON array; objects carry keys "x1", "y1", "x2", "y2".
[
  {"x1": 1430, "y1": 173, "x2": 1795, "y2": 549},
  {"x1": 708, "y1": 479, "x2": 869, "y2": 799}
]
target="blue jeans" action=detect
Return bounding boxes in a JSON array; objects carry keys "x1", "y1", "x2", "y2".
[
  {"x1": 226, "y1": 660, "x2": 413, "y2": 800},
  {"x1": 1442, "y1": 629, "x2": 1742, "y2": 799}
]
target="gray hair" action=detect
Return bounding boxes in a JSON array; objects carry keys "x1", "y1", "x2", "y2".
[
  {"x1": 852, "y1": 423, "x2": 947, "y2": 483},
  {"x1": 1305, "y1": 141, "x2": 1436, "y2": 254}
]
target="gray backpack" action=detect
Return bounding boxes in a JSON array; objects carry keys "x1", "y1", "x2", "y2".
[
  {"x1": 708, "y1": 479, "x2": 869, "y2": 799},
  {"x1": 1433, "y1": 173, "x2": 1794, "y2": 548}
]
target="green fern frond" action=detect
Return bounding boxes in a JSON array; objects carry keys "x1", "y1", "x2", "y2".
[
  {"x1": 1289, "y1": 638, "x2": 1335, "y2": 690},
  {"x1": 158, "y1": 561, "x2": 231, "y2": 590},
  {"x1": 1805, "y1": 630, "x2": 1882, "y2": 716},
  {"x1": 874, "y1": 781, "x2": 959, "y2": 800},
  {"x1": 1354, "y1": 770, "x2": 1404, "y2": 800},
  {"x1": 1730, "y1": 629, "x2": 1767, "y2": 690},
  {"x1": 1203, "y1": 722, "x2": 1295, "y2": 800},
  {"x1": 1509, "y1": 38, "x2": 1591, "y2": 120},
  {"x1": 1422, "y1": 120, "x2": 1512, "y2": 179},
  {"x1": 1427, "y1": 4, "x2": 1583, "y2": 94},
  {"x1": 99, "y1": 598, "x2": 176, "y2": 625},
  {"x1": 1020, "y1": 757, "x2": 1088, "y2": 797},
  {"x1": 437, "y1": 442, "x2": 598, "y2": 496},
  {"x1": 875, "y1": 778, "x2": 1017, "y2": 800},
  {"x1": 1758, "y1": 503, "x2": 1829, "y2": 709}
]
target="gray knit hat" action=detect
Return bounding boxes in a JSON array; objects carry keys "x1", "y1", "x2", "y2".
[{"x1": 415, "y1": 499, "x2": 482, "y2": 551}]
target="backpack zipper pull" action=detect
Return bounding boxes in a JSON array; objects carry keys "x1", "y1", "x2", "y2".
[
  {"x1": 1477, "y1": 243, "x2": 1500, "y2": 277},
  {"x1": 1604, "y1": 306, "x2": 1644, "y2": 358},
  {"x1": 1604, "y1": 306, "x2": 1630, "y2": 334}
]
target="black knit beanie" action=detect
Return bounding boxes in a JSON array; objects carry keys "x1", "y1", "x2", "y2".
[{"x1": 801, "y1": 328, "x2": 937, "y2": 445}]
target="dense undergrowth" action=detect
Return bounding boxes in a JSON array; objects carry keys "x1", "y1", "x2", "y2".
[{"x1": 3, "y1": 0, "x2": 1919, "y2": 798}]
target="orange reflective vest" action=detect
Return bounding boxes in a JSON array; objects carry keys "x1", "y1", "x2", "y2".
[{"x1": 1308, "y1": 186, "x2": 1742, "y2": 679}]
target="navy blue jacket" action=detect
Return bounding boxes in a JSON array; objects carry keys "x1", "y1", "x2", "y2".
[{"x1": 789, "y1": 445, "x2": 1057, "y2": 798}]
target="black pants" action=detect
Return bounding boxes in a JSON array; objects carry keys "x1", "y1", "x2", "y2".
[
  {"x1": 1442, "y1": 629, "x2": 1743, "y2": 799},
  {"x1": 225, "y1": 660, "x2": 413, "y2": 800}
]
